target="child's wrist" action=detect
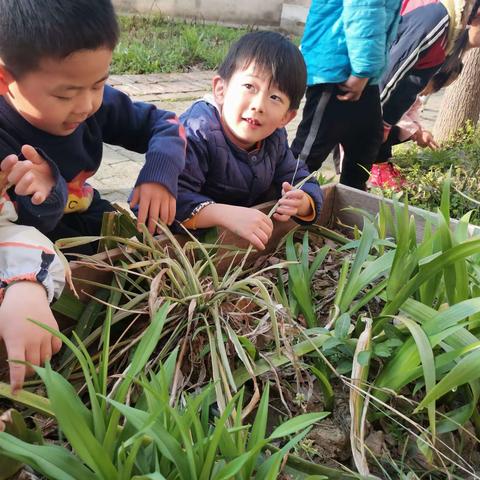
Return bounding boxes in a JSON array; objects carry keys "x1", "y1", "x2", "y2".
[
  {"x1": 199, "y1": 203, "x2": 235, "y2": 229},
  {"x1": 297, "y1": 194, "x2": 312, "y2": 217},
  {"x1": 4, "y1": 280, "x2": 47, "y2": 299}
]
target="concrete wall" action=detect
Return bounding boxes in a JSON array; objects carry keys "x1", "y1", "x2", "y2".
[{"x1": 113, "y1": 0, "x2": 309, "y2": 33}]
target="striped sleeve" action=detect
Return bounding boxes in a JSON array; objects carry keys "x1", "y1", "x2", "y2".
[{"x1": 380, "y1": 3, "x2": 450, "y2": 106}]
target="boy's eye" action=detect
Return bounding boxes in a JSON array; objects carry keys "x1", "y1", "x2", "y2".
[
  {"x1": 92, "y1": 82, "x2": 106, "y2": 91},
  {"x1": 270, "y1": 94, "x2": 283, "y2": 103},
  {"x1": 54, "y1": 95, "x2": 73, "y2": 101},
  {"x1": 243, "y1": 83, "x2": 254, "y2": 90}
]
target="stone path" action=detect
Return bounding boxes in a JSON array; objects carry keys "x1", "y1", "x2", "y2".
[{"x1": 92, "y1": 72, "x2": 443, "y2": 203}]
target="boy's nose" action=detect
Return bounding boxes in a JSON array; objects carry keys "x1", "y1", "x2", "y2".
[
  {"x1": 74, "y1": 92, "x2": 95, "y2": 116},
  {"x1": 250, "y1": 94, "x2": 266, "y2": 112}
]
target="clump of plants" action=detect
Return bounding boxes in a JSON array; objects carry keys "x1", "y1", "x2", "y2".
[
  {"x1": 2, "y1": 180, "x2": 480, "y2": 478},
  {"x1": 0, "y1": 302, "x2": 328, "y2": 480},
  {"x1": 371, "y1": 121, "x2": 480, "y2": 224}
]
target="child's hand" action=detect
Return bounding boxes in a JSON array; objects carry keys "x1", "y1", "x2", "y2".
[
  {"x1": 222, "y1": 206, "x2": 273, "y2": 251},
  {"x1": 412, "y1": 129, "x2": 438, "y2": 150},
  {"x1": 0, "y1": 282, "x2": 62, "y2": 393},
  {"x1": 274, "y1": 182, "x2": 312, "y2": 222},
  {"x1": 130, "y1": 182, "x2": 176, "y2": 234},
  {"x1": 1, "y1": 145, "x2": 55, "y2": 205},
  {"x1": 337, "y1": 75, "x2": 369, "y2": 101}
]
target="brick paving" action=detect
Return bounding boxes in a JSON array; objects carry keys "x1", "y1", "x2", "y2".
[{"x1": 93, "y1": 72, "x2": 443, "y2": 204}]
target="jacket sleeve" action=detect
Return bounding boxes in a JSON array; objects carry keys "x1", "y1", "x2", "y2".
[
  {"x1": 273, "y1": 134, "x2": 323, "y2": 225},
  {"x1": 0, "y1": 200, "x2": 65, "y2": 303},
  {"x1": 396, "y1": 97, "x2": 422, "y2": 141},
  {"x1": 175, "y1": 136, "x2": 215, "y2": 223},
  {"x1": 342, "y1": 0, "x2": 389, "y2": 79},
  {"x1": 379, "y1": 3, "x2": 449, "y2": 123},
  {"x1": 9, "y1": 147, "x2": 68, "y2": 234},
  {"x1": 99, "y1": 86, "x2": 187, "y2": 197},
  {"x1": 383, "y1": 70, "x2": 436, "y2": 125}
]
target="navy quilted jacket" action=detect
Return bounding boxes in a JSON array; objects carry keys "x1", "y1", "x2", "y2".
[{"x1": 176, "y1": 100, "x2": 323, "y2": 224}]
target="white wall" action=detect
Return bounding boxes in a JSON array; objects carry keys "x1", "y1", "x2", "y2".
[{"x1": 113, "y1": 0, "x2": 309, "y2": 33}]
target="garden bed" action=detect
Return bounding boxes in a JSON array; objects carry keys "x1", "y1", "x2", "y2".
[{"x1": 1, "y1": 182, "x2": 480, "y2": 479}]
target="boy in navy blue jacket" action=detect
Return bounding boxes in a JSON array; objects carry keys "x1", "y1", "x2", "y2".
[
  {"x1": 176, "y1": 32, "x2": 323, "y2": 251},
  {"x1": 0, "y1": 0, "x2": 186, "y2": 254}
]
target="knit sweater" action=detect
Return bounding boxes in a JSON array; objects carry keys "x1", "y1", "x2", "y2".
[{"x1": 0, "y1": 85, "x2": 186, "y2": 233}]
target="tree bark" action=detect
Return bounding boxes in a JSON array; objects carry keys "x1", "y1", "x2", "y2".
[{"x1": 433, "y1": 47, "x2": 480, "y2": 143}]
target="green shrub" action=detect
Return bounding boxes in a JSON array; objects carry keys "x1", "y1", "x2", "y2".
[{"x1": 372, "y1": 122, "x2": 480, "y2": 224}]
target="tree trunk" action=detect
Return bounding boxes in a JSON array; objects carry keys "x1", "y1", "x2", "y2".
[{"x1": 433, "y1": 47, "x2": 480, "y2": 143}]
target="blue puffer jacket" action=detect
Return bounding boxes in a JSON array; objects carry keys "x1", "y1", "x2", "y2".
[
  {"x1": 301, "y1": 0, "x2": 402, "y2": 85},
  {"x1": 176, "y1": 100, "x2": 323, "y2": 224}
]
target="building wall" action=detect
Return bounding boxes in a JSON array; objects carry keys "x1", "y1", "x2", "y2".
[{"x1": 113, "y1": 0, "x2": 309, "y2": 33}]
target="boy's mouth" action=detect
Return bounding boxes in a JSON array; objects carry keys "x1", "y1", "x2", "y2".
[
  {"x1": 63, "y1": 121, "x2": 82, "y2": 130},
  {"x1": 243, "y1": 117, "x2": 261, "y2": 127}
]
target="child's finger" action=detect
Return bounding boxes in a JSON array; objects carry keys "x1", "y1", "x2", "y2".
[
  {"x1": 273, "y1": 212, "x2": 291, "y2": 222},
  {"x1": 159, "y1": 197, "x2": 169, "y2": 226},
  {"x1": 52, "y1": 335, "x2": 62, "y2": 354},
  {"x1": 6, "y1": 344, "x2": 26, "y2": 393},
  {"x1": 285, "y1": 189, "x2": 303, "y2": 199},
  {"x1": 248, "y1": 233, "x2": 265, "y2": 251},
  {"x1": 260, "y1": 215, "x2": 273, "y2": 234},
  {"x1": 253, "y1": 227, "x2": 269, "y2": 247},
  {"x1": 275, "y1": 206, "x2": 296, "y2": 217},
  {"x1": 278, "y1": 198, "x2": 302, "y2": 209},
  {"x1": 1, "y1": 154, "x2": 18, "y2": 174},
  {"x1": 40, "y1": 339, "x2": 52, "y2": 365},
  {"x1": 14, "y1": 171, "x2": 35, "y2": 196},
  {"x1": 167, "y1": 197, "x2": 176, "y2": 226},
  {"x1": 8, "y1": 161, "x2": 33, "y2": 186},
  {"x1": 21, "y1": 145, "x2": 44, "y2": 165},
  {"x1": 136, "y1": 199, "x2": 148, "y2": 232},
  {"x1": 25, "y1": 345, "x2": 40, "y2": 369},
  {"x1": 276, "y1": 203, "x2": 296, "y2": 212},
  {"x1": 160, "y1": 198, "x2": 175, "y2": 230},
  {"x1": 337, "y1": 91, "x2": 356, "y2": 101},
  {"x1": 31, "y1": 190, "x2": 47, "y2": 205},
  {"x1": 148, "y1": 198, "x2": 161, "y2": 234},
  {"x1": 129, "y1": 187, "x2": 140, "y2": 209}
]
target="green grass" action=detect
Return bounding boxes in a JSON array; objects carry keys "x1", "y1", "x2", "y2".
[{"x1": 111, "y1": 14, "x2": 251, "y2": 75}]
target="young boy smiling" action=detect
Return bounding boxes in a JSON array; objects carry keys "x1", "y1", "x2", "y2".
[
  {"x1": 0, "y1": 0, "x2": 186, "y2": 253},
  {"x1": 176, "y1": 32, "x2": 323, "y2": 250},
  {"x1": 0, "y1": 0, "x2": 186, "y2": 390}
]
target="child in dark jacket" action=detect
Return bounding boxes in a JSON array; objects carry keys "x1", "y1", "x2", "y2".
[
  {"x1": 176, "y1": 32, "x2": 323, "y2": 251},
  {"x1": 380, "y1": 0, "x2": 480, "y2": 131},
  {"x1": 0, "y1": 0, "x2": 186, "y2": 254}
]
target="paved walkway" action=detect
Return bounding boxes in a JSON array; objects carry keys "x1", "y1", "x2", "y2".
[{"x1": 92, "y1": 72, "x2": 443, "y2": 203}]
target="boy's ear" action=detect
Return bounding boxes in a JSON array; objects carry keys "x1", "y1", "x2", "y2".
[
  {"x1": 279, "y1": 109, "x2": 297, "y2": 128},
  {"x1": 0, "y1": 64, "x2": 12, "y2": 95},
  {"x1": 212, "y1": 75, "x2": 226, "y2": 106}
]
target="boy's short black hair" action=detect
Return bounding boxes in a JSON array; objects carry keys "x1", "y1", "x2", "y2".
[
  {"x1": 218, "y1": 31, "x2": 306, "y2": 110},
  {"x1": 0, "y1": 0, "x2": 119, "y2": 78}
]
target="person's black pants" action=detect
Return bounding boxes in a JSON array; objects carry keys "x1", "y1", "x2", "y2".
[
  {"x1": 377, "y1": 125, "x2": 406, "y2": 162},
  {"x1": 291, "y1": 84, "x2": 383, "y2": 190},
  {"x1": 47, "y1": 190, "x2": 115, "y2": 256}
]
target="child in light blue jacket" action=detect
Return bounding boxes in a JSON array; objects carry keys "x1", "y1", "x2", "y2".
[{"x1": 291, "y1": 0, "x2": 402, "y2": 190}]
